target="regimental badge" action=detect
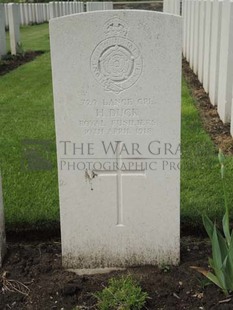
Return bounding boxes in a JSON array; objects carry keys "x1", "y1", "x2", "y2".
[{"x1": 91, "y1": 17, "x2": 143, "y2": 94}]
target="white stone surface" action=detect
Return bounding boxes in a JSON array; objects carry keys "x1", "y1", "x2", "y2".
[
  {"x1": 32, "y1": 4, "x2": 36, "y2": 23},
  {"x1": 203, "y1": 0, "x2": 213, "y2": 93},
  {"x1": 0, "y1": 175, "x2": 6, "y2": 268},
  {"x1": 189, "y1": 0, "x2": 195, "y2": 69},
  {"x1": 4, "y1": 3, "x2": 9, "y2": 28},
  {"x1": 59, "y1": 2, "x2": 63, "y2": 16},
  {"x1": 193, "y1": 0, "x2": 200, "y2": 74},
  {"x1": 50, "y1": 10, "x2": 181, "y2": 269},
  {"x1": 39, "y1": 4, "x2": 43, "y2": 23},
  {"x1": 79, "y1": 2, "x2": 84, "y2": 13},
  {"x1": 186, "y1": 0, "x2": 191, "y2": 62},
  {"x1": 209, "y1": 0, "x2": 223, "y2": 106},
  {"x1": 182, "y1": 0, "x2": 187, "y2": 56},
  {"x1": 23, "y1": 3, "x2": 29, "y2": 25},
  {"x1": 63, "y1": 2, "x2": 67, "y2": 16},
  {"x1": 86, "y1": 2, "x2": 104, "y2": 11},
  {"x1": 163, "y1": 0, "x2": 180, "y2": 14},
  {"x1": 217, "y1": 0, "x2": 233, "y2": 123},
  {"x1": 42, "y1": 3, "x2": 47, "y2": 22},
  {"x1": 28, "y1": 4, "x2": 32, "y2": 24},
  {"x1": 198, "y1": 0, "x2": 206, "y2": 83},
  {"x1": 49, "y1": 2, "x2": 56, "y2": 19},
  {"x1": 103, "y1": 2, "x2": 113, "y2": 10},
  {"x1": 35, "y1": 4, "x2": 38, "y2": 23},
  {"x1": 19, "y1": 3, "x2": 24, "y2": 25},
  {"x1": 0, "y1": 4, "x2": 7, "y2": 58},
  {"x1": 8, "y1": 3, "x2": 20, "y2": 55}
]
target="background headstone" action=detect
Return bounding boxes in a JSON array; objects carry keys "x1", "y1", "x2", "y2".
[
  {"x1": 86, "y1": 2, "x2": 104, "y2": 11},
  {"x1": 50, "y1": 10, "x2": 182, "y2": 270},
  {"x1": 0, "y1": 4, "x2": 7, "y2": 58},
  {"x1": 209, "y1": 0, "x2": 223, "y2": 106},
  {"x1": 4, "y1": 3, "x2": 9, "y2": 29},
  {"x1": 193, "y1": 0, "x2": 200, "y2": 75},
  {"x1": 217, "y1": 0, "x2": 233, "y2": 123},
  {"x1": 8, "y1": 3, "x2": 20, "y2": 55},
  {"x1": 203, "y1": 0, "x2": 213, "y2": 93}
]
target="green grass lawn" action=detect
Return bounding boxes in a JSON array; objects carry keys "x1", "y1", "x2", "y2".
[{"x1": 1, "y1": 24, "x2": 233, "y2": 232}]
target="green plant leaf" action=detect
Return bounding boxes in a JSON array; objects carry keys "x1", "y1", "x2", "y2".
[
  {"x1": 218, "y1": 149, "x2": 225, "y2": 166},
  {"x1": 205, "y1": 271, "x2": 224, "y2": 290},
  {"x1": 202, "y1": 214, "x2": 214, "y2": 240},
  {"x1": 211, "y1": 226, "x2": 227, "y2": 290},
  {"x1": 223, "y1": 212, "x2": 231, "y2": 246},
  {"x1": 223, "y1": 234, "x2": 233, "y2": 291},
  {"x1": 222, "y1": 255, "x2": 233, "y2": 292},
  {"x1": 212, "y1": 226, "x2": 222, "y2": 269},
  {"x1": 208, "y1": 257, "x2": 215, "y2": 269},
  {"x1": 217, "y1": 230, "x2": 228, "y2": 262}
]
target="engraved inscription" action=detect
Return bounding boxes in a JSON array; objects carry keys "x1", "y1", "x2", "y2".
[
  {"x1": 91, "y1": 18, "x2": 143, "y2": 94},
  {"x1": 77, "y1": 97, "x2": 157, "y2": 136}
]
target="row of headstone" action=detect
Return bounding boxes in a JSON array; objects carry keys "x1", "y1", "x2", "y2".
[
  {"x1": 49, "y1": 10, "x2": 182, "y2": 270},
  {"x1": 182, "y1": 0, "x2": 233, "y2": 136},
  {"x1": 50, "y1": 0, "x2": 113, "y2": 16},
  {"x1": 3, "y1": 2, "x2": 49, "y2": 27},
  {"x1": 86, "y1": 1, "x2": 113, "y2": 11},
  {"x1": 0, "y1": 1, "x2": 113, "y2": 58},
  {"x1": 20, "y1": 3, "x2": 49, "y2": 25},
  {"x1": 49, "y1": 1, "x2": 84, "y2": 19},
  {"x1": 163, "y1": 0, "x2": 181, "y2": 15},
  {"x1": 0, "y1": 3, "x2": 21, "y2": 57},
  {"x1": 3, "y1": 2, "x2": 113, "y2": 27}
]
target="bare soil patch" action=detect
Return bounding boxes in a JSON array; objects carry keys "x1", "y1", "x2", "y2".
[
  {"x1": 0, "y1": 51, "x2": 44, "y2": 76},
  {"x1": 1, "y1": 237, "x2": 232, "y2": 309}
]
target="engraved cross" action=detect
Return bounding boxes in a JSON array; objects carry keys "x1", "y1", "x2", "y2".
[{"x1": 94, "y1": 141, "x2": 145, "y2": 227}]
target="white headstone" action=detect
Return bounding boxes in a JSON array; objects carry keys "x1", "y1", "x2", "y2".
[
  {"x1": 46, "y1": 3, "x2": 49, "y2": 20},
  {"x1": 42, "y1": 3, "x2": 47, "y2": 22},
  {"x1": 197, "y1": 0, "x2": 206, "y2": 83},
  {"x1": 19, "y1": 3, "x2": 25, "y2": 25},
  {"x1": 35, "y1": 3, "x2": 39, "y2": 23},
  {"x1": 203, "y1": 0, "x2": 213, "y2": 93},
  {"x1": 175, "y1": 0, "x2": 181, "y2": 15},
  {"x1": 209, "y1": 0, "x2": 223, "y2": 106},
  {"x1": 86, "y1": 1, "x2": 104, "y2": 11},
  {"x1": 182, "y1": 0, "x2": 187, "y2": 56},
  {"x1": 4, "y1": 3, "x2": 9, "y2": 29},
  {"x1": 0, "y1": 4, "x2": 7, "y2": 58},
  {"x1": 23, "y1": 3, "x2": 29, "y2": 25},
  {"x1": 67, "y1": 2, "x2": 71, "y2": 15},
  {"x1": 63, "y1": 2, "x2": 67, "y2": 16},
  {"x1": 103, "y1": 2, "x2": 113, "y2": 10},
  {"x1": 0, "y1": 175, "x2": 6, "y2": 268},
  {"x1": 189, "y1": 0, "x2": 195, "y2": 69},
  {"x1": 28, "y1": 4, "x2": 33, "y2": 24},
  {"x1": 49, "y1": 2, "x2": 56, "y2": 19},
  {"x1": 50, "y1": 11, "x2": 181, "y2": 270},
  {"x1": 39, "y1": 4, "x2": 43, "y2": 23},
  {"x1": 79, "y1": 2, "x2": 84, "y2": 13},
  {"x1": 193, "y1": 0, "x2": 200, "y2": 75},
  {"x1": 8, "y1": 3, "x2": 20, "y2": 55},
  {"x1": 32, "y1": 3, "x2": 36, "y2": 24},
  {"x1": 59, "y1": 2, "x2": 63, "y2": 17},
  {"x1": 186, "y1": 0, "x2": 191, "y2": 62},
  {"x1": 217, "y1": 0, "x2": 233, "y2": 123},
  {"x1": 55, "y1": 2, "x2": 60, "y2": 17}
]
